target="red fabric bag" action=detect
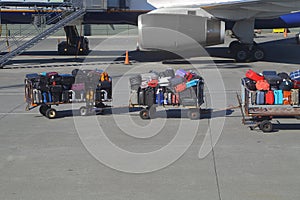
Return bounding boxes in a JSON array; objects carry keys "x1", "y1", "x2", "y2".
[
  {"x1": 174, "y1": 83, "x2": 187, "y2": 93},
  {"x1": 256, "y1": 80, "x2": 270, "y2": 90},
  {"x1": 246, "y1": 69, "x2": 264, "y2": 82}
]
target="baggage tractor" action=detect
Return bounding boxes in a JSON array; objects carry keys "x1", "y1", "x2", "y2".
[
  {"x1": 145, "y1": 87, "x2": 155, "y2": 107},
  {"x1": 256, "y1": 91, "x2": 265, "y2": 105},
  {"x1": 175, "y1": 69, "x2": 187, "y2": 77},
  {"x1": 265, "y1": 90, "x2": 274, "y2": 105},
  {"x1": 256, "y1": 80, "x2": 270, "y2": 91},
  {"x1": 98, "y1": 81, "x2": 112, "y2": 99},
  {"x1": 279, "y1": 80, "x2": 293, "y2": 91},
  {"x1": 246, "y1": 69, "x2": 264, "y2": 82},
  {"x1": 241, "y1": 77, "x2": 256, "y2": 91},
  {"x1": 291, "y1": 89, "x2": 299, "y2": 105},
  {"x1": 274, "y1": 90, "x2": 283, "y2": 105},
  {"x1": 283, "y1": 91, "x2": 291, "y2": 105},
  {"x1": 290, "y1": 69, "x2": 300, "y2": 80},
  {"x1": 130, "y1": 90, "x2": 139, "y2": 105}
]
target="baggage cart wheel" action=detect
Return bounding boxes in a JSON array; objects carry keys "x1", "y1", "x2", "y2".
[
  {"x1": 140, "y1": 109, "x2": 150, "y2": 120},
  {"x1": 188, "y1": 109, "x2": 200, "y2": 120},
  {"x1": 259, "y1": 120, "x2": 273, "y2": 132},
  {"x1": 46, "y1": 108, "x2": 57, "y2": 119},
  {"x1": 39, "y1": 104, "x2": 49, "y2": 116},
  {"x1": 148, "y1": 106, "x2": 156, "y2": 119},
  {"x1": 79, "y1": 106, "x2": 88, "y2": 116}
]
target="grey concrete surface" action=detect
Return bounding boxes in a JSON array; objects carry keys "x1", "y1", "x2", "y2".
[{"x1": 0, "y1": 33, "x2": 300, "y2": 200}]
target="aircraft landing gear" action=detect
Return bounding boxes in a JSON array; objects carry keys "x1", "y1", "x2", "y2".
[{"x1": 229, "y1": 41, "x2": 265, "y2": 62}]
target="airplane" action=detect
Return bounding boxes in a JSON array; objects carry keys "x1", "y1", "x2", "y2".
[
  {"x1": 137, "y1": 0, "x2": 300, "y2": 62},
  {"x1": 1, "y1": 0, "x2": 300, "y2": 62}
]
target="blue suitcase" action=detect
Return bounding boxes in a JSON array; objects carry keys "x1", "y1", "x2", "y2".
[
  {"x1": 274, "y1": 90, "x2": 283, "y2": 105},
  {"x1": 290, "y1": 70, "x2": 300, "y2": 80},
  {"x1": 186, "y1": 79, "x2": 199, "y2": 88},
  {"x1": 256, "y1": 91, "x2": 265, "y2": 105}
]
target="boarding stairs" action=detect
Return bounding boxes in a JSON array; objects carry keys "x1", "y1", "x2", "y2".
[{"x1": 0, "y1": 8, "x2": 86, "y2": 68}]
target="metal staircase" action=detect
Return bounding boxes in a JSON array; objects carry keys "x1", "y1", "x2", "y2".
[{"x1": 0, "y1": 8, "x2": 86, "y2": 68}]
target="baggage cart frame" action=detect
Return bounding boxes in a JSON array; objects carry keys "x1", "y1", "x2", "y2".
[
  {"x1": 24, "y1": 77, "x2": 112, "y2": 119},
  {"x1": 238, "y1": 83, "x2": 300, "y2": 132},
  {"x1": 130, "y1": 81, "x2": 204, "y2": 120}
]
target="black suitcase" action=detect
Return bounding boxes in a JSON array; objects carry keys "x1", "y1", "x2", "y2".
[
  {"x1": 61, "y1": 76, "x2": 75, "y2": 87},
  {"x1": 145, "y1": 87, "x2": 155, "y2": 107},
  {"x1": 138, "y1": 88, "x2": 145, "y2": 105},
  {"x1": 262, "y1": 71, "x2": 277, "y2": 76},
  {"x1": 50, "y1": 85, "x2": 63, "y2": 102},
  {"x1": 264, "y1": 75, "x2": 282, "y2": 86},
  {"x1": 241, "y1": 77, "x2": 256, "y2": 91}
]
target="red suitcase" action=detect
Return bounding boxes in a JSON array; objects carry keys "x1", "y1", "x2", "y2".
[
  {"x1": 174, "y1": 83, "x2": 187, "y2": 93},
  {"x1": 246, "y1": 69, "x2": 264, "y2": 82},
  {"x1": 265, "y1": 90, "x2": 274, "y2": 105},
  {"x1": 293, "y1": 80, "x2": 300, "y2": 89}
]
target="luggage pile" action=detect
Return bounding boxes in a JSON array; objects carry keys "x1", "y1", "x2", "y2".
[
  {"x1": 242, "y1": 69, "x2": 300, "y2": 105},
  {"x1": 25, "y1": 69, "x2": 112, "y2": 107},
  {"x1": 129, "y1": 68, "x2": 204, "y2": 107}
]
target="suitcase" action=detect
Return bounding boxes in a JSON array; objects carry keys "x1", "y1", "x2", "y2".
[
  {"x1": 61, "y1": 90, "x2": 72, "y2": 103},
  {"x1": 256, "y1": 91, "x2": 265, "y2": 105},
  {"x1": 130, "y1": 90, "x2": 138, "y2": 105},
  {"x1": 50, "y1": 85, "x2": 63, "y2": 102},
  {"x1": 175, "y1": 83, "x2": 187, "y2": 93},
  {"x1": 61, "y1": 75, "x2": 75, "y2": 87},
  {"x1": 169, "y1": 77, "x2": 185, "y2": 87},
  {"x1": 279, "y1": 80, "x2": 293, "y2": 91},
  {"x1": 274, "y1": 90, "x2": 283, "y2": 105},
  {"x1": 158, "y1": 77, "x2": 170, "y2": 87},
  {"x1": 264, "y1": 75, "x2": 282, "y2": 86},
  {"x1": 291, "y1": 89, "x2": 299, "y2": 105},
  {"x1": 25, "y1": 73, "x2": 39, "y2": 81},
  {"x1": 185, "y1": 72, "x2": 195, "y2": 82},
  {"x1": 46, "y1": 72, "x2": 59, "y2": 79},
  {"x1": 172, "y1": 94, "x2": 179, "y2": 105},
  {"x1": 148, "y1": 79, "x2": 159, "y2": 88},
  {"x1": 33, "y1": 89, "x2": 43, "y2": 104},
  {"x1": 283, "y1": 91, "x2": 291, "y2": 105},
  {"x1": 245, "y1": 69, "x2": 264, "y2": 82},
  {"x1": 141, "y1": 73, "x2": 158, "y2": 82},
  {"x1": 241, "y1": 77, "x2": 256, "y2": 91},
  {"x1": 155, "y1": 89, "x2": 164, "y2": 105},
  {"x1": 265, "y1": 90, "x2": 274, "y2": 105},
  {"x1": 175, "y1": 69, "x2": 187, "y2": 77},
  {"x1": 262, "y1": 71, "x2": 277, "y2": 76},
  {"x1": 138, "y1": 88, "x2": 145, "y2": 105},
  {"x1": 277, "y1": 72, "x2": 290, "y2": 80},
  {"x1": 256, "y1": 80, "x2": 270, "y2": 91},
  {"x1": 42, "y1": 92, "x2": 52, "y2": 103},
  {"x1": 164, "y1": 68, "x2": 175, "y2": 78},
  {"x1": 290, "y1": 70, "x2": 300, "y2": 80},
  {"x1": 145, "y1": 87, "x2": 155, "y2": 107},
  {"x1": 129, "y1": 75, "x2": 142, "y2": 90},
  {"x1": 71, "y1": 83, "x2": 85, "y2": 91},
  {"x1": 250, "y1": 91, "x2": 257, "y2": 105},
  {"x1": 186, "y1": 79, "x2": 199, "y2": 88},
  {"x1": 293, "y1": 80, "x2": 300, "y2": 89}
]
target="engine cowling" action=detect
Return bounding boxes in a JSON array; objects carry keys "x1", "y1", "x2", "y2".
[{"x1": 138, "y1": 13, "x2": 225, "y2": 51}]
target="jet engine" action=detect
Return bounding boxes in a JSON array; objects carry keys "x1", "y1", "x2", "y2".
[{"x1": 138, "y1": 13, "x2": 225, "y2": 51}]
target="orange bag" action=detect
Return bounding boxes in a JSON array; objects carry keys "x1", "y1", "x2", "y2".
[
  {"x1": 283, "y1": 91, "x2": 291, "y2": 105},
  {"x1": 256, "y1": 80, "x2": 270, "y2": 91},
  {"x1": 100, "y1": 72, "x2": 109, "y2": 82}
]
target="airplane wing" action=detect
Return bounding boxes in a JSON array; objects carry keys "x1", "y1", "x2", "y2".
[{"x1": 148, "y1": 0, "x2": 300, "y2": 20}]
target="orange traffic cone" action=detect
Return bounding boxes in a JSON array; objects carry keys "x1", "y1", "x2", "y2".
[
  {"x1": 284, "y1": 28, "x2": 288, "y2": 38},
  {"x1": 124, "y1": 51, "x2": 131, "y2": 65}
]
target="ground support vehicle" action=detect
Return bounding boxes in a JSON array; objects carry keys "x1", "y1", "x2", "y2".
[
  {"x1": 238, "y1": 84, "x2": 300, "y2": 132},
  {"x1": 129, "y1": 69, "x2": 205, "y2": 120},
  {"x1": 24, "y1": 70, "x2": 112, "y2": 119}
]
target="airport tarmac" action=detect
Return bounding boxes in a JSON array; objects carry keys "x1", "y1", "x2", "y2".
[{"x1": 1, "y1": 33, "x2": 300, "y2": 200}]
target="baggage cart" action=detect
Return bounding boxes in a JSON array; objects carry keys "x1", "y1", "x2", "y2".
[
  {"x1": 129, "y1": 69, "x2": 205, "y2": 120},
  {"x1": 238, "y1": 80, "x2": 300, "y2": 132},
  {"x1": 24, "y1": 70, "x2": 112, "y2": 119}
]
